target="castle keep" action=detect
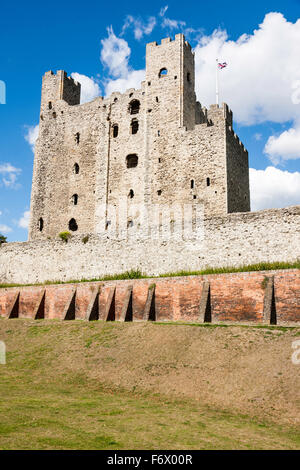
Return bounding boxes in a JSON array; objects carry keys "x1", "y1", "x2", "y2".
[
  {"x1": 0, "y1": 34, "x2": 299, "y2": 289},
  {"x1": 29, "y1": 34, "x2": 250, "y2": 240}
]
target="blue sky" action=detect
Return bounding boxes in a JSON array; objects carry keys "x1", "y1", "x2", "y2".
[{"x1": 0, "y1": 0, "x2": 300, "y2": 241}]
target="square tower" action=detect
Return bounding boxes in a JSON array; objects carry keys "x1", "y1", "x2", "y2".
[{"x1": 145, "y1": 34, "x2": 196, "y2": 130}]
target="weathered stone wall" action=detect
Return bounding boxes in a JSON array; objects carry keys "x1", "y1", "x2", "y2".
[
  {"x1": 1, "y1": 206, "x2": 299, "y2": 285},
  {"x1": 0, "y1": 270, "x2": 299, "y2": 324},
  {"x1": 28, "y1": 34, "x2": 250, "y2": 241}
]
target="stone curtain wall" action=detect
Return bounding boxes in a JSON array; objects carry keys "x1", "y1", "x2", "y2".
[
  {"x1": 0, "y1": 270, "x2": 299, "y2": 324},
  {"x1": 1, "y1": 206, "x2": 299, "y2": 285}
]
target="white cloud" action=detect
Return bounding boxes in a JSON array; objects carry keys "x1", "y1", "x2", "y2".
[
  {"x1": 18, "y1": 210, "x2": 30, "y2": 229},
  {"x1": 250, "y1": 166, "x2": 300, "y2": 211},
  {"x1": 122, "y1": 15, "x2": 156, "y2": 41},
  {"x1": 159, "y1": 6, "x2": 168, "y2": 17},
  {"x1": 264, "y1": 123, "x2": 300, "y2": 164},
  {"x1": 0, "y1": 224, "x2": 12, "y2": 234},
  {"x1": 101, "y1": 26, "x2": 131, "y2": 78},
  {"x1": 24, "y1": 124, "x2": 39, "y2": 152},
  {"x1": 71, "y1": 73, "x2": 100, "y2": 104},
  {"x1": 105, "y1": 69, "x2": 145, "y2": 97},
  {"x1": 100, "y1": 28, "x2": 145, "y2": 96},
  {"x1": 0, "y1": 163, "x2": 21, "y2": 189},
  {"x1": 194, "y1": 13, "x2": 300, "y2": 126},
  {"x1": 161, "y1": 18, "x2": 186, "y2": 30},
  {"x1": 254, "y1": 133, "x2": 262, "y2": 141}
]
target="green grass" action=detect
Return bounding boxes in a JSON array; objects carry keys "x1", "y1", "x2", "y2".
[
  {"x1": 0, "y1": 319, "x2": 299, "y2": 449},
  {"x1": 0, "y1": 261, "x2": 299, "y2": 288},
  {"x1": 0, "y1": 368, "x2": 299, "y2": 450},
  {"x1": 154, "y1": 322, "x2": 298, "y2": 332}
]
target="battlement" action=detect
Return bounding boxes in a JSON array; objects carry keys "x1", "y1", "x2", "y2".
[
  {"x1": 146, "y1": 33, "x2": 191, "y2": 50},
  {"x1": 41, "y1": 70, "x2": 81, "y2": 109}
]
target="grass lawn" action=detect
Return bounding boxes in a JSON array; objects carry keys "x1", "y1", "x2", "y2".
[{"x1": 0, "y1": 319, "x2": 299, "y2": 450}]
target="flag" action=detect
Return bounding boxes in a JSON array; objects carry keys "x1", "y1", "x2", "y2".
[{"x1": 218, "y1": 62, "x2": 227, "y2": 69}]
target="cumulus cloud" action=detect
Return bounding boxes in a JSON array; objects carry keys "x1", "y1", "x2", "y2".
[
  {"x1": 0, "y1": 224, "x2": 12, "y2": 234},
  {"x1": 250, "y1": 166, "x2": 300, "y2": 211},
  {"x1": 194, "y1": 13, "x2": 300, "y2": 126},
  {"x1": 0, "y1": 163, "x2": 21, "y2": 189},
  {"x1": 105, "y1": 69, "x2": 145, "y2": 96},
  {"x1": 18, "y1": 210, "x2": 30, "y2": 229},
  {"x1": 100, "y1": 27, "x2": 145, "y2": 96},
  {"x1": 24, "y1": 124, "x2": 39, "y2": 152},
  {"x1": 101, "y1": 27, "x2": 131, "y2": 78},
  {"x1": 122, "y1": 15, "x2": 156, "y2": 40},
  {"x1": 264, "y1": 124, "x2": 300, "y2": 164},
  {"x1": 71, "y1": 73, "x2": 100, "y2": 104}
]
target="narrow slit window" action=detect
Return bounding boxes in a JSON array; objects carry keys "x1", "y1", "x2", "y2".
[
  {"x1": 72, "y1": 194, "x2": 78, "y2": 205},
  {"x1": 131, "y1": 119, "x2": 139, "y2": 135},
  {"x1": 128, "y1": 189, "x2": 134, "y2": 198},
  {"x1": 75, "y1": 132, "x2": 80, "y2": 144},
  {"x1": 191, "y1": 179, "x2": 194, "y2": 189},
  {"x1": 48, "y1": 101, "x2": 52, "y2": 110},
  {"x1": 187, "y1": 72, "x2": 191, "y2": 82},
  {"x1": 38, "y1": 218, "x2": 43, "y2": 232},
  {"x1": 112, "y1": 124, "x2": 119, "y2": 138},
  {"x1": 73, "y1": 163, "x2": 79, "y2": 174},
  {"x1": 206, "y1": 177, "x2": 210, "y2": 187}
]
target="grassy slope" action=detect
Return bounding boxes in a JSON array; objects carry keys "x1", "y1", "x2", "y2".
[{"x1": 0, "y1": 319, "x2": 299, "y2": 450}]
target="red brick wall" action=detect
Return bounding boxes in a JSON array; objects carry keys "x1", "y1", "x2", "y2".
[{"x1": 0, "y1": 269, "x2": 299, "y2": 324}]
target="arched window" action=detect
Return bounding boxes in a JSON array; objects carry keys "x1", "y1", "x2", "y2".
[
  {"x1": 159, "y1": 68, "x2": 168, "y2": 77},
  {"x1": 126, "y1": 154, "x2": 138, "y2": 168},
  {"x1": 128, "y1": 189, "x2": 134, "y2": 198},
  {"x1": 131, "y1": 119, "x2": 139, "y2": 135},
  {"x1": 73, "y1": 163, "x2": 79, "y2": 174},
  {"x1": 72, "y1": 194, "x2": 78, "y2": 205},
  {"x1": 129, "y1": 99, "x2": 140, "y2": 115},
  {"x1": 38, "y1": 218, "x2": 43, "y2": 232},
  {"x1": 69, "y1": 218, "x2": 78, "y2": 231},
  {"x1": 112, "y1": 124, "x2": 119, "y2": 138}
]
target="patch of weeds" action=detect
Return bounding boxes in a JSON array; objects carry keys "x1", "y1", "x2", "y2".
[
  {"x1": 58, "y1": 231, "x2": 71, "y2": 243},
  {"x1": 261, "y1": 277, "x2": 269, "y2": 290},
  {"x1": 82, "y1": 235, "x2": 89, "y2": 244}
]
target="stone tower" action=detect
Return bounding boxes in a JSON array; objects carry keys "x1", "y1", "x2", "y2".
[{"x1": 28, "y1": 34, "x2": 250, "y2": 241}]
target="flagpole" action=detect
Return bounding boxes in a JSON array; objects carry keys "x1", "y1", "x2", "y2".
[{"x1": 216, "y1": 58, "x2": 219, "y2": 106}]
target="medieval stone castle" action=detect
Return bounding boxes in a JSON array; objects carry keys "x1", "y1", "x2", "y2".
[
  {"x1": 0, "y1": 34, "x2": 299, "y2": 285},
  {"x1": 29, "y1": 34, "x2": 250, "y2": 241}
]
